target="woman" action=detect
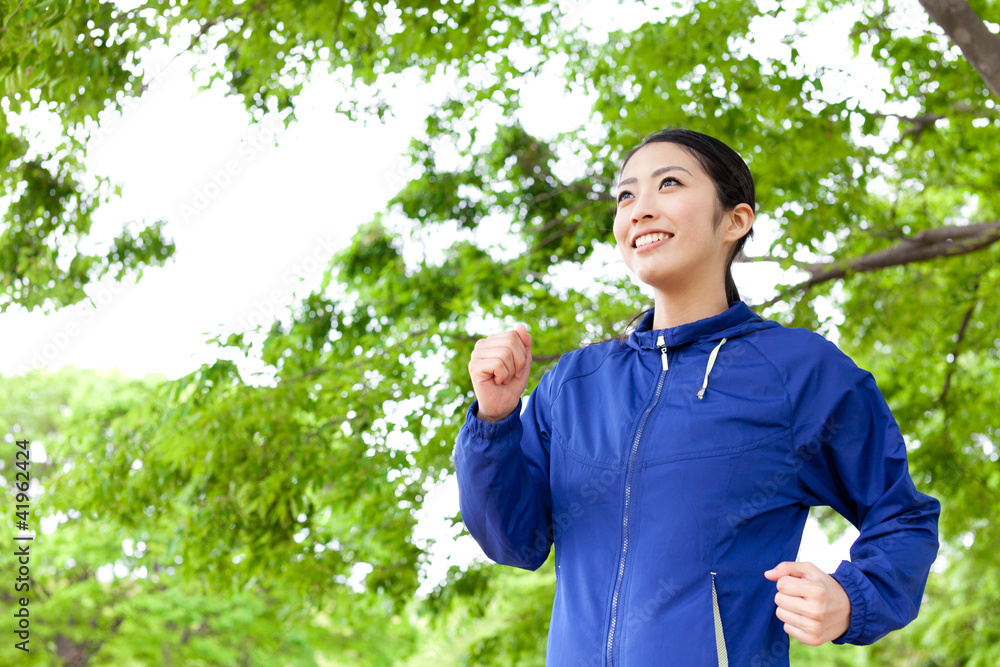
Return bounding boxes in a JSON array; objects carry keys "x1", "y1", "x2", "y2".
[{"x1": 453, "y1": 128, "x2": 940, "y2": 666}]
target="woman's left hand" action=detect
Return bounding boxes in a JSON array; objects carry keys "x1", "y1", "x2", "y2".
[{"x1": 764, "y1": 561, "x2": 851, "y2": 646}]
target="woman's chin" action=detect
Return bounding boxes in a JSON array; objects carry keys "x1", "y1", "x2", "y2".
[{"x1": 631, "y1": 269, "x2": 678, "y2": 291}]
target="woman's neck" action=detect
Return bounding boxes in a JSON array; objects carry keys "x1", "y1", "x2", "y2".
[{"x1": 651, "y1": 288, "x2": 731, "y2": 329}]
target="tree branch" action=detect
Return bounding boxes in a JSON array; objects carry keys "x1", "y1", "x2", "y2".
[
  {"x1": 140, "y1": 17, "x2": 220, "y2": 93},
  {"x1": 527, "y1": 180, "x2": 604, "y2": 205},
  {"x1": 867, "y1": 102, "x2": 998, "y2": 144},
  {"x1": 936, "y1": 273, "x2": 983, "y2": 406},
  {"x1": 746, "y1": 254, "x2": 815, "y2": 270},
  {"x1": 804, "y1": 222, "x2": 1000, "y2": 280},
  {"x1": 531, "y1": 199, "x2": 593, "y2": 237},
  {"x1": 755, "y1": 221, "x2": 1000, "y2": 309},
  {"x1": 332, "y1": 0, "x2": 347, "y2": 49},
  {"x1": 917, "y1": 0, "x2": 1000, "y2": 99},
  {"x1": 530, "y1": 198, "x2": 613, "y2": 252},
  {"x1": 0, "y1": 0, "x2": 25, "y2": 38}
]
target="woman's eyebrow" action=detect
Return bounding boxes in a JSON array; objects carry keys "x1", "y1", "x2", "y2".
[{"x1": 618, "y1": 165, "x2": 693, "y2": 187}]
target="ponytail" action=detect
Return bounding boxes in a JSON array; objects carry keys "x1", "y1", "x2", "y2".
[{"x1": 724, "y1": 269, "x2": 740, "y2": 305}]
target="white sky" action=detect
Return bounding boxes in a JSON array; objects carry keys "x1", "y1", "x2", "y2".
[
  {"x1": 1, "y1": 0, "x2": 926, "y2": 378},
  {"x1": 0, "y1": 0, "x2": 923, "y2": 591}
]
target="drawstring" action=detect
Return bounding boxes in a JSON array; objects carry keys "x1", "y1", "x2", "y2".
[{"x1": 697, "y1": 338, "x2": 728, "y2": 400}]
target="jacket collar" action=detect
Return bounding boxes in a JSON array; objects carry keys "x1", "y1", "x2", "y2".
[{"x1": 625, "y1": 301, "x2": 763, "y2": 351}]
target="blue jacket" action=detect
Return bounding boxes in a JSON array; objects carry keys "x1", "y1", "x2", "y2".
[{"x1": 454, "y1": 301, "x2": 940, "y2": 666}]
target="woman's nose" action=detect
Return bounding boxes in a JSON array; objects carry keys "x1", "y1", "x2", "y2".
[{"x1": 630, "y1": 190, "x2": 658, "y2": 223}]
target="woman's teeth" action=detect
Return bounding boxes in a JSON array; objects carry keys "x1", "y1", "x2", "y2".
[{"x1": 635, "y1": 232, "x2": 671, "y2": 248}]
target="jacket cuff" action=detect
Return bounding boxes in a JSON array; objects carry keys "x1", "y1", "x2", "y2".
[
  {"x1": 464, "y1": 400, "x2": 522, "y2": 439},
  {"x1": 830, "y1": 560, "x2": 869, "y2": 645}
]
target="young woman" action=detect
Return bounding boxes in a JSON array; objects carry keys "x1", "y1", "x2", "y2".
[{"x1": 453, "y1": 128, "x2": 940, "y2": 666}]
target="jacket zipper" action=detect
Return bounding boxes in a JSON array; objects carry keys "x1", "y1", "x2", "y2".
[{"x1": 606, "y1": 335, "x2": 670, "y2": 666}]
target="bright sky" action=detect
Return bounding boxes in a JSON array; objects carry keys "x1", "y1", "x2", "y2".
[
  {"x1": 2, "y1": 0, "x2": 924, "y2": 378},
  {"x1": 3, "y1": 0, "x2": 931, "y2": 591}
]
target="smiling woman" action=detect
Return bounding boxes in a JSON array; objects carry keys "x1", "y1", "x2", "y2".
[
  {"x1": 454, "y1": 127, "x2": 941, "y2": 666},
  {"x1": 614, "y1": 129, "x2": 756, "y2": 325}
]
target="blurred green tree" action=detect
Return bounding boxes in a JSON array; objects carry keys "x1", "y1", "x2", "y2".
[{"x1": 1, "y1": 367, "x2": 419, "y2": 665}]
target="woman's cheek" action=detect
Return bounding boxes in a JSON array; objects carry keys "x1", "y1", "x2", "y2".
[{"x1": 612, "y1": 225, "x2": 625, "y2": 249}]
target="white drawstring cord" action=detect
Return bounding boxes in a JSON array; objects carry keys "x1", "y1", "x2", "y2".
[{"x1": 697, "y1": 338, "x2": 728, "y2": 400}]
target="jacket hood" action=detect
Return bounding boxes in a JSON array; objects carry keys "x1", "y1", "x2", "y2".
[{"x1": 624, "y1": 300, "x2": 773, "y2": 351}]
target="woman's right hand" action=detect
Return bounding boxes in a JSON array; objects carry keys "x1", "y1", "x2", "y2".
[{"x1": 468, "y1": 323, "x2": 533, "y2": 422}]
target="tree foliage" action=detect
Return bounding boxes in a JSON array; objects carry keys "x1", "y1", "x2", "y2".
[
  {"x1": 1, "y1": 367, "x2": 413, "y2": 665},
  {"x1": 3, "y1": 0, "x2": 1000, "y2": 664}
]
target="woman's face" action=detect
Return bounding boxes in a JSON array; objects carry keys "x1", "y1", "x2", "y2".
[{"x1": 613, "y1": 142, "x2": 734, "y2": 296}]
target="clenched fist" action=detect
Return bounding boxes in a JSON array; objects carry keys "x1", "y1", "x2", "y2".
[
  {"x1": 764, "y1": 561, "x2": 851, "y2": 646},
  {"x1": 468, "y1": 323, "x2": 533, "y2": 422}
]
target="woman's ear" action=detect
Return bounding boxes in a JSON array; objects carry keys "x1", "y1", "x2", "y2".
[{"x1": 723, "y1": 203, "x2": 754, "y2": 243}]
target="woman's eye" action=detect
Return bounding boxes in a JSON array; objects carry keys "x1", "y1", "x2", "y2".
[
  {"x1": 617, "y1": 177, "x2": 682, "y2": 203},
  {"x1": 618, "y1": 176, "x2": 683, "y2": 204}
]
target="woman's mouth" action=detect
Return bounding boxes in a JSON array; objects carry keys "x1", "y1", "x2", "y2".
[{"x1": 633, "y1": 232, "x2": 673, "y2": 252}]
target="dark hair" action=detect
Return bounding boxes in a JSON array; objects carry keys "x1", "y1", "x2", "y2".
[{"x1": 616, "y1": 127, "x2": 756, "y2": 306}]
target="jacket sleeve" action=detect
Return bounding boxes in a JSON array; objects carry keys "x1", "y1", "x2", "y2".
[
  {"x1": 453, "y1": 372, "x2": 555, "y2": 571},
  {"x1": 792, "y1": 355, "x2": 941, "y2": 646}
]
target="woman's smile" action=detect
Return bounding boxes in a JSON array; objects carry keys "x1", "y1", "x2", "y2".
[{"x1": 633, "y1": 230, "x2": 674, "y2": 251}]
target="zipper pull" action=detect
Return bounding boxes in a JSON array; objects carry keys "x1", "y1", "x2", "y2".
[{"x1": 656, "y1": 334, "x2": 669, "y2": 371}]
